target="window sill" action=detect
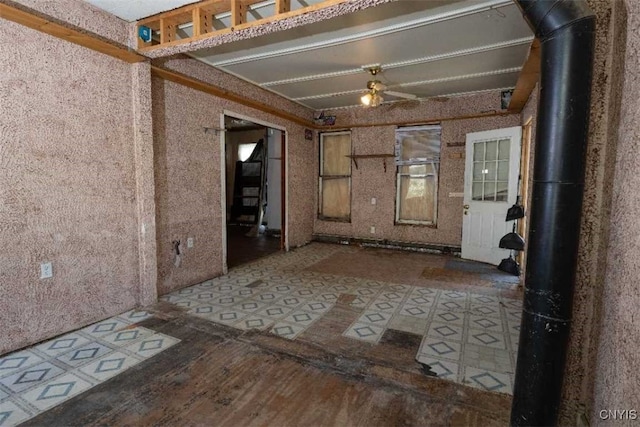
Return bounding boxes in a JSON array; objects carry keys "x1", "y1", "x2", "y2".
[
  {"x1": 394, "y1": 221, "x2": 437, "y2": 228},
  {"x1": 318, "y1": 216, "x2": 351, "y2": 223}
]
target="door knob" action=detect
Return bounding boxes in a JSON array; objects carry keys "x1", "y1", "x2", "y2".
[{"x1": 463, "y1": 204, "x2": 470, "y2": 209}]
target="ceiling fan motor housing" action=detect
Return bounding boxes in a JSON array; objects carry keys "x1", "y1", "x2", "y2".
[{"x1": 367, "y1": 80, "x2": 384, "y2": 91}]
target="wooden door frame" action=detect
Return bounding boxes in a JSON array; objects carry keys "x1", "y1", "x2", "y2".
[
  {"x1": 517, "y1": 118, "x2": 533, "y2": 265},
  {"x1": 220, "y1": 110, "x2": 289, "y2": 274}
]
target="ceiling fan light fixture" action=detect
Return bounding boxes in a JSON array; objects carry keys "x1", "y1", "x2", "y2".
[
  {"x1": 371, "y1": 93, "x2": 383, "y2": 107},
  {"x1": 361, "y1": 93, "x2": 373, "y2": 106},
  {"x1": 361, "y1": 91, "x2": 383, "y2": 107}
]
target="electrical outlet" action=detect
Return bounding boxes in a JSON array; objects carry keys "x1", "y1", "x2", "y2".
[
  {"x1": 371, "y1": 197, "x2": 377, "y2": 205},
  {"x1": 370, "y1": 226, "x2": 376, "y2": 234},
  {"x1": 40, "y1": 262, "x2": 53, "y2": 279},
  {"x1": 187, "y1": 237, "x2": 194, "y2": 248}
]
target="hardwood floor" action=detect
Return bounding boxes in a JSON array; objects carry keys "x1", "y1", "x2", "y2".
[
  {"x1": 226, "y1": 224, "x2": 281, "y2": 268},
  {"x1": 24, "y1": 303, "x2": 511, "y2": 427},
  {"x1": 21, "y1": 244, "x2": 519, "y2": 426}
]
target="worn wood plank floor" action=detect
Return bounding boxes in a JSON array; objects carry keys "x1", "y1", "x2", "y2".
[
  {"x1": 20, "y1": 245, "x2": 519, "y2": 426},
  {"x1": 23, "y1": 298, "x2": 511, "y2": 427}
]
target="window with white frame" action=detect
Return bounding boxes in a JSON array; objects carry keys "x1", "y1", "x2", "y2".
[
  {"x1": 395, "y1": 125, "x2": 441, "y2": 225},
  {"x1": 319, "y1": 131, "x2": 351, "y2": 221}
]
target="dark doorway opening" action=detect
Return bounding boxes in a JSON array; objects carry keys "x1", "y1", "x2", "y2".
[{"x1": 224, "y1": 115, "x2": 285, "y2": 268}]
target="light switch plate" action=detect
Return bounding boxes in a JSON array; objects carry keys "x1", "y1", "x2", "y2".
[
  {"x1": 40, "y1": 262, "x2": 53, "y2": 279},
  {"x1": 187, "y1": 237, "x2": 194, "y2": 248}
]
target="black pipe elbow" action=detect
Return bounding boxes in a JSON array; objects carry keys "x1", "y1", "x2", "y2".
[{"x1": 516, "y1": 0, "x2": 595, "y2": 38}]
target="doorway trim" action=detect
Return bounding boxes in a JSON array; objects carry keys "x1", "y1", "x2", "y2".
[{"x1": 220, "y1": 110, "x2": 289, "y2": 274}]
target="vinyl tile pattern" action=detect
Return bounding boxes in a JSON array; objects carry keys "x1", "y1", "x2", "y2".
[
  {"x1": 0, "y1": 310, "x2": 179, "y2": 426},
  {"x1": 163, "y1": 243, "x2": 522, "y2": 395}
]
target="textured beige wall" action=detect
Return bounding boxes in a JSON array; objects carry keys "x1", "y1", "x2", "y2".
[
  {"x1": 0, "y1": 20, "x2": 141, "y2": 355},
  {"x1": 557, "y1": 0, "x2": 627, "y2": 423},
  {"x1": 314, "y1": 92, "x2": 520, "y2": 247},
  {"x1": 153, "y1": 58, "x2": 316, "y2": 295},
  {"x1": 153, "y1": 76, "x2": 225, "y2": 296},
  {"x1": 9, "y1": 0, "x2": 130, "y2": 46},
  {"x1": 593, "y1": 0, "x2": 639, "y2": 423}
]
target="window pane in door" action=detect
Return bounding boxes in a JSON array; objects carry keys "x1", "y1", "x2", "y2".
[
  {"x1": 498, "y1": 139, "x2": 511, "y2": 160},
  {"x1": 486, "y1": 140, "x2": 498, "y2": 161},
  {"x1": 484, "y1": 182, "x2": 496, "y2": 201},
  {"x1": 473, "y1": 142, "x2": 485, "y2": 161},
  {"x1": 473, "y1": 162, "x2": 483, "y2": 180},
  {"x1": 497, "y1": 160, "x2": 509, "y2": 181},
  {"x1": 496, "y1": 181, "x2": 508, "y2": 201},
  {"x1": 472, "y1": 182, "x2": 483, "y2": 200},
  {"x1": 486, "y1": 162, "x2": 497, "y2": 181}
]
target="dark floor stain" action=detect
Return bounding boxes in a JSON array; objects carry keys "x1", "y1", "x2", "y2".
[
  {"x1": 380, "y1": 329, "x2": 423, "y2": 350},
  {"x1": 247, "y1": 279, "x2": 264, "y2": 288},
  {"x1": 445, "y1": 259, "x2": 496, "y2": 274},
  {"x1": 337, "y1": 294, "x2": 357, "y2": 305}
]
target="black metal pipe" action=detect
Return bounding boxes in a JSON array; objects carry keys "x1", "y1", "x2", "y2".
[{"x1": 511, "y1": 1, "x2": 596, "y2": 425}]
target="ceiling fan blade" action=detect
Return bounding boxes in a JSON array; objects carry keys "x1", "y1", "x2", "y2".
[{"x1": 385, "y1": 90, "x2": 417, "y2": 100}]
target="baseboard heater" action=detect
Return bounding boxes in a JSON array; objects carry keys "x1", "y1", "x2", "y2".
[{"x1": 312, "y1": 234, "x2": 461, "y2": 256}]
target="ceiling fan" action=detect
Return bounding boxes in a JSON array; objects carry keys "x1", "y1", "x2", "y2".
[{"x1": 360, "y1": 66, "x2": 417, "y2": 107}]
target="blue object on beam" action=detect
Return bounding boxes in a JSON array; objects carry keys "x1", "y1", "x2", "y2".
[{"x1": 138, "y1": 26, "x2": 152, "y2": 43}]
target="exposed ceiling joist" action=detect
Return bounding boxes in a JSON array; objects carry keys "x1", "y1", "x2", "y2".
[
  {"x1": 136, "y1": 0, "x2": 359, "y2": 53},
  {"x1": 508, "y1": 38, "x2": 540, "y2": 112},
  {"x1": 208, "y1": 0, "x2": 513, "y2": 67},
  {"x1": 0, "y1": 1, "x2": 145, "y2": 63}
]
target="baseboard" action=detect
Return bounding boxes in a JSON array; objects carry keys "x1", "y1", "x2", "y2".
[{"x1": 312, "y1": 234, "x2": 461, "y2": 256}]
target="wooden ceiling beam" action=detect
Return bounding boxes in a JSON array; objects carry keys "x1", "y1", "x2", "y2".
[
  {"x1": 276, "y1": 0, "x2": 291, "y2": 14},
  {"x1": 151, "y1": 65, "x2": 315, "y2": 128},
  {"x1": 231, "y1": 0, "x2": 246, "y2": 26},
  {"x1": 193, "y1": 6, "x2": 213, "y2": 37},
  {"x1": 137, "y1": 0, "x2": 352, "y2": 52},
  {"x1": 316, "y1": 110, "x2": 519, "y2": 132},
  {"x1": 0, "y1": 1, "x2": 145, "y2": 63},
  {"x1": 508, "y1": 38, "x2": 540, "y2": 112}
]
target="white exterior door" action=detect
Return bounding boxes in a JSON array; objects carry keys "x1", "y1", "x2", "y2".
[{"x1": 461, "y1": 126, "x2": 522, "y2": 265}]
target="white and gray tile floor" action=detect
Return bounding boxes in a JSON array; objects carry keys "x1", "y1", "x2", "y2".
[
  {"x1": 0, "y1": 310, "x2": 179, "y2": 426},
  {"x1": 1, "y1": 244, "x2": 521, "y2": 426},
  {"x1": 161, "y1": 243, "x2": 522, "y2": 395}
]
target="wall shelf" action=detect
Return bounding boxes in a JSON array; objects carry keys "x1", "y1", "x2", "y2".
[{"x1": 346, "y1": 154, "x2": 395, "y2": 172}]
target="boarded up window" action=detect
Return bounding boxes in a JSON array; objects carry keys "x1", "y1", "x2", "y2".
[
  {"x1": 319, "y1": 132, "x2": 351, "y2": 221},
  {"x1": 395, "y1": 125, "x2": 441, "y2": 225}
]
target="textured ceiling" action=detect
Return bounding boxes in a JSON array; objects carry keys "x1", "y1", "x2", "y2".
[
  {"x1": 83, "y1": 0, "x2": 201, "y2": 22},
  {"x1": 84, "y1": 0, "x2": 534, "y2": 110}
]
